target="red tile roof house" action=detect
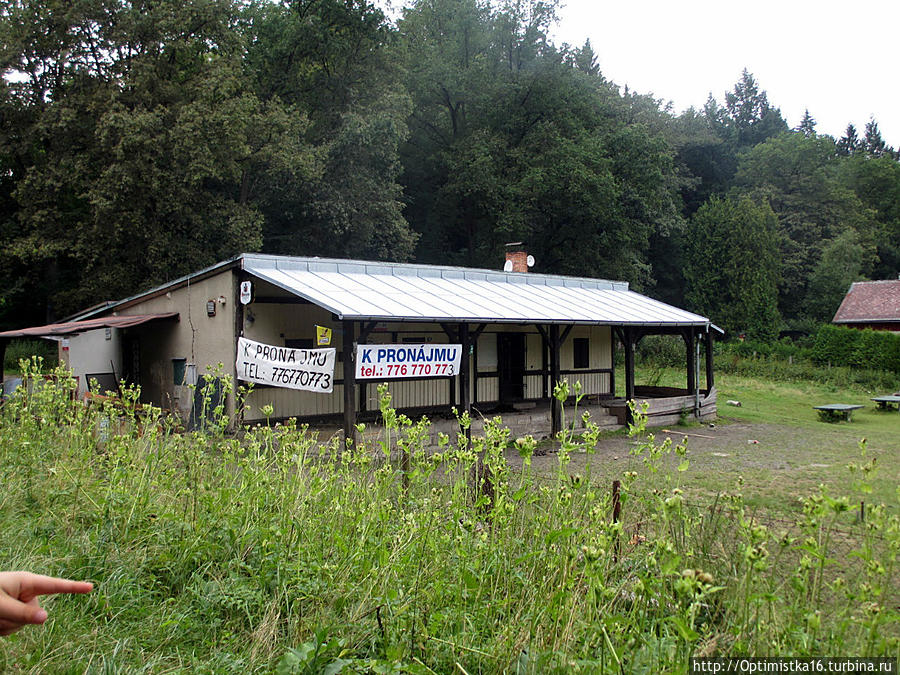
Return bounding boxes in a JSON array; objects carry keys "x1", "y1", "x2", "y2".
[{"x1": 833, "y1": 279, "x2": 900, "y2": 332}]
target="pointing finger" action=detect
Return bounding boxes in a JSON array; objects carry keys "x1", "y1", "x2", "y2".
[{"x1": 15, "y1": 573, "x2": 93, "y2": 603}]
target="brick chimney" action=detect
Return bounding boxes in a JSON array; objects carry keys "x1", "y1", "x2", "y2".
[{"x1": 504, "y1": 243, "x2": 529, "y2": 273}]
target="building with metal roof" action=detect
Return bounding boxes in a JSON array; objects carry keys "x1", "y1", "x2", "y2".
[{"x1": 1, "y1": 252, "x2": 718, "y2": 437}]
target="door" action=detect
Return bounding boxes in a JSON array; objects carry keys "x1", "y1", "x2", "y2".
[
  {"x1": 121, "y1": 335, "x2": 141, "y2": 390},
  {"x1": 498, "y1": 333, "x2": 526, "y2": 402}
]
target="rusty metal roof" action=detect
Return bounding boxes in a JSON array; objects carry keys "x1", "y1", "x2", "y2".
[
  {"x1": 833, "y1": 280, "x2": 900, "y2": 324},
  {"x1": 0, "y1": 313, "x2": 179, "y2": 339}
]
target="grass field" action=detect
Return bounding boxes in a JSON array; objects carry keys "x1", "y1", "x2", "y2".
[
  {"x1": 0, "y1": 361, "x2": 897, "y2": 673},
  {"x1": 598, "y1": 366, "x2": 900, "y2": 518}
]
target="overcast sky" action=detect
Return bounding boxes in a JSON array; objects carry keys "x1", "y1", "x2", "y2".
[{"x1": 548, "y1": 0, "x2": 900, "y2": 147}]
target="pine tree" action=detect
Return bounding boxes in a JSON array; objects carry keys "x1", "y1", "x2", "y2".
[
  {"x1": 797, "y1": 109, "x2": 816, "y2": 137},
  {"x1": 722, "y1": 69, "x2": 788, "y2": 147},
  {"x1": 837, "y1": 123, "x2": 860, "y2": 156},
  {"x1": 569, "y1": 39, "x2": 601, "y2": 77},
  {"x1": 863, "y1": 118, "x2": 896, "y2": 158}
]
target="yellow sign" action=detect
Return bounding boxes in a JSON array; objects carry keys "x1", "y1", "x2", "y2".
[{"x1": 316, "y1": 325, "x2": 332, "y2": 346}]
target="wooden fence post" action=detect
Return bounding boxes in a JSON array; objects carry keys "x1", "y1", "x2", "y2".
[{"x1": 612, "y1": 479, "x2": 621, "y2": 563}]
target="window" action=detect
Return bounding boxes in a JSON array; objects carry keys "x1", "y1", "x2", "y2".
[
  {"x1": 573, "y1": 338, "x2": 590, "y2": 369},
  {"x1": 285, "y1": 338, "x2": 314, "y2": 349},
  {"x1": 172, "y1": 358, "x2": 187, "y2": 385}
]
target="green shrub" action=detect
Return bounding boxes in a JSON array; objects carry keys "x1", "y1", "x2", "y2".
[
  {"x1": 716, "y1": 353, "x2": 898, "y2": 392},
  {"x1": 635, "y1": 335, "x2": 685, "y2": 368},
  {"x1": 718, "y1": 337, "x2": 813, "y2": 363},
  {"x1": 813, "y1": 325, "x2": 900, "y2": 374},
  {"x1": 3, "y1": 338, "x2": 58, "y2": 372},
  {"x1": 812, "y1": 324, "x2": 858, "y2": 365}
]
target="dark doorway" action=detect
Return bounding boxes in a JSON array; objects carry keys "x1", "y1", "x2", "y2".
[
  {"x1": 498, "y1": 333, "x2": 526, "y2": 402},
  {"x1": 189, "y1": 376, "x2": 225, "y2": 431},
  {"x1": 121, "y1": 334, "x2": 141, "y2": 389}
]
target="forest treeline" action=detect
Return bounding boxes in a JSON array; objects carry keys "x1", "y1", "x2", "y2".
[{"x1": 2, "y1": 0, "x2": 898, "y2": 340}]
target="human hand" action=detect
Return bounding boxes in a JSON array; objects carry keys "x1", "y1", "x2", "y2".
[{"x1": 0, "y1": 571, "x2": 93, "y2": 636}]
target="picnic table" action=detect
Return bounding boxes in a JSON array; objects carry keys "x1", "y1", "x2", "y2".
[
  {"x1": 871, "y1": 395, "x2": 900, "y2": 411},
  {"x1": 813, "y1": 403, "x2": 863, "y2": 422}
]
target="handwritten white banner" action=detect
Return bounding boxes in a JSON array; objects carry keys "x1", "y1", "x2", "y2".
[{"x1": 236, "y1": 337, "x2": 335, "y2": 393}]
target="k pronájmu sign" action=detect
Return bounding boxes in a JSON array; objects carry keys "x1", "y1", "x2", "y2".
[
  {"x1": 236, "y1": 337, "x2": 335, "y2": 392},
  {"x1": 356, "y1": 344, "x2": 461, "y2": 379}
]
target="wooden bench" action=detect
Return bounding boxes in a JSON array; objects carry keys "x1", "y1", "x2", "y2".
[
  {"x1": 813, "y1": 404, "x2": 863, "y2": 422},
  {"x1": 871, "y1": 395, "x2": 900, "y2": 411}
]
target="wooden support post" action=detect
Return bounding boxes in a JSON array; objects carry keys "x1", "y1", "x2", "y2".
[
  {"x1": 624, "y1": 328, "x2": 636, "y2": 425},
  {"x1": 468, "y1": 323, "x2": 486, "y2": 407},
  {"x1": 612, "y1": 479, "x2": 622, "y2": 563},
  {"x1": 472, "y1": 338, "x2": 479, "y2": 406},
  {"x1": 685, "y1": 328, "x2": 696, "y2": 395},
  {"x1": 0, "y1": 339, "x2": 7, "y2": 390},
  {"x1": 550, "y1": 324, "x2": 561, "y2": 436},
  {"x1": 465, "y1": 323, "x2": 492, "y2": 510},
  {"x1": 459, "y1": 323, "x2": 471, "y2": 445},
  {"x1": 442, "y1": 323, "x2": 459, "y2": 407},
  {"x1": 342, "y1": 320, "x2": 357, "y2": 447},
  {"x1": 459, "y1": 324, "x2": 471, "y2": 411},
  {"x1": 705, "y1": 329, "x2": 715, "y2": 392},
  {"x1": 358, "y1": 380, "x2": 368, "y2": 413},
  {"x1": 356, "y1": 321, "x2": 378, "y2": 414},
  {"x1": 536, "y1": 325, "x2": 550, "y2": 400}
]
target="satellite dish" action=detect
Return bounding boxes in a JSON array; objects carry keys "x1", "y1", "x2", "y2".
[
  {"x1": 503, "y1": 260, "x2": 514, "y2": 272},
  {"x1": 526, "y1": 255, "x2": 535, "y2": 268}
]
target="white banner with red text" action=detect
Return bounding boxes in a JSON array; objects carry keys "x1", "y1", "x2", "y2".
[
  {"x1": 355, "y1": 344, "x2": 461, "y2": 379},
  {"x1": 236, "y1": 337, "x2": 335, "y2": 393}
]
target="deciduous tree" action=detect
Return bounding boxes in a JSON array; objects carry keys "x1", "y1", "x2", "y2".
[{"x1": 734, "y1": 132, "x2": 878, "y2": 324}]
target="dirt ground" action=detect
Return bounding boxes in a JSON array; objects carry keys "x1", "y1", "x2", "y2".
[
  {"x1": 502, "y1": 416, "x2": 898, "y2": 515},
  {"x1": 507, "y1": 420, "x2": 819, "y2": 472}
]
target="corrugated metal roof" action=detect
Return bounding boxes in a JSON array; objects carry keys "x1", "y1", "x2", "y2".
[
  {"x1": 833, "y1": 279, "x2": 900, "y2": 324},
  {"x1": 241, "y1": 254, "x2": 710, "y2": 327},
  {"x1": 0, "y1": 313, "x2": 179, "y2": 339}
]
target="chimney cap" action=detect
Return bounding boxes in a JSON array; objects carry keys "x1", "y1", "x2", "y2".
[{"x1": 504, "y1": 241, "x2": 524, "y2": 249}]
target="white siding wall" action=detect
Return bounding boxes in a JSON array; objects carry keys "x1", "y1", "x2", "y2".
[
  {"x1": 62, "y1": 328, "x2": 122, "y2": 397},
  {"x1": 473, "y1": 325, "x2": 613, "y2": 403},
  {"x1": 564, "y1": 325, "x2": 612, "y2": 397}
]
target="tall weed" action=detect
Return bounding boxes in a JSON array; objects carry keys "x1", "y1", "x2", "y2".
[{"x1": 0, "y1": 362, "x2": 896, "y2": 673}]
